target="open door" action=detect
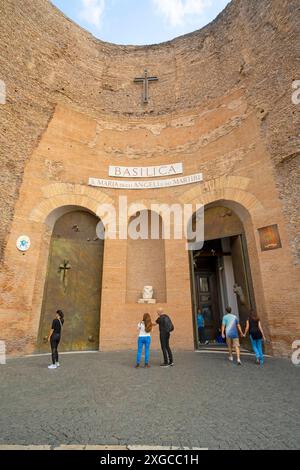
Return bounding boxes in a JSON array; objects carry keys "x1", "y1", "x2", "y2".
[{"x1": 230, "y1": 235, "x2": 253, "y2": 329}]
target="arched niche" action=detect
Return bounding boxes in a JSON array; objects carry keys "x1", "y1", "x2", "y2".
[{"x1": 126, "y1": 210, "x2": 167, "y2": 303}]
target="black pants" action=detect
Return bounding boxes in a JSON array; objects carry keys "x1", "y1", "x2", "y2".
[
  {"x1": 198, "y1": 327, "x2": 206, "y2": 344},
  {"x1": 50, "y1": 333, "x2": 61, "y2": 365},
  {"x1": 160, "y1": 332, "x2": 173, "y2": 365}
]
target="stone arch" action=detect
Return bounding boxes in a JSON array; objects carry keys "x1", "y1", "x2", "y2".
[
  {"x1": 180, "y1": 176, "x2": 264, "y2": 223},
  {"x1": 29, "y1": 183, "x2": 114, "y2": 224},
  {"x1": 29, "y1": 185, "x2": 113, "y2": 351},
  {"x1": 187, "y1": 189, "x2": 271, "y2": 351}
]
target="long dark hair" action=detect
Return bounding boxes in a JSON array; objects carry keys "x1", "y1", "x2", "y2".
[
  {"x1": 57, "y1": 310, "x2": 65, "y2": 325},
  {"x1": 143, "y1": 313, "x2": 153, "y2": 333},
  {"x1": 250, "y1": 310, "x2": 259, "y2": 323}
]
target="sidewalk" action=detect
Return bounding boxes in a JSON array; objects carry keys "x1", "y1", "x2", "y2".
[{"x1": 0, "y1": 351, "x2": 299, "y2": 450}]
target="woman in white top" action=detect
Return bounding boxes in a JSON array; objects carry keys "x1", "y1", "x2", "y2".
[{"x1": 135, "y1": 313, "x2": 156, "y2": 368}]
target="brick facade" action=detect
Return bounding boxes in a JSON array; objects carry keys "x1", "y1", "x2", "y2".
[{"x1": 0, "y1": 0, "x2": 299, "y2": 357}]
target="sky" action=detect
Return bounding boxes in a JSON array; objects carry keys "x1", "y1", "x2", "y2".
[{"x1": 50, "y1": 0, "x2": 231, "y2": 45}]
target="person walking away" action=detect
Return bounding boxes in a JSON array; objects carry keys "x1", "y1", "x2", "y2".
[
  {"x1": 48, "y1": 310, "x2": 64, "y2": 370},
  {"x1": 197, "y1": 308, "x2": 209, "y2": 345},
  {"x1": 244, "y1": 311, "x2": 266, "y2": 367},
  {"x1": 135, "y1": 313, "x2": 156, "y2": 368},
  {"x1": 221, "y1": 307, "x2": 243, "y2": 365},
  {"x1": 156, "y1": 308, "x2": 174, "y2": 368}
]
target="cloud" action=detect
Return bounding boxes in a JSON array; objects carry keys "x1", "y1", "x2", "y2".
[
  {"x1": 153, "y1": 0, "x2": 212, "y2": 27},
  {"x1": 79, "y1": 0, "x2": 106, "y2": 28}
]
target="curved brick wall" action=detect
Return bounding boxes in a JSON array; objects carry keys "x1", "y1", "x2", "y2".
[{"x1": 0, "y1": 0, "x2": 299, "y2": 264}]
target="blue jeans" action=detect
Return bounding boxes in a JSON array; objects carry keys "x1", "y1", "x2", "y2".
[
  {"x1": 136, "y1": 336, "x2": 151, "y2": 365},
  {"x1": 250, "y1": 336, "x2": 264, "y2": 364}
]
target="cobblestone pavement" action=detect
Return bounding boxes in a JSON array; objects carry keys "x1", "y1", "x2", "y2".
[{"x1": 0, "y1": 351, "x2": 299, "y2": 450}]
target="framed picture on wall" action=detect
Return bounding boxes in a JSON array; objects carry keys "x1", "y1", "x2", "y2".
[{"x1": 258, "y1": 225, "x2": 282, "y2": 252}]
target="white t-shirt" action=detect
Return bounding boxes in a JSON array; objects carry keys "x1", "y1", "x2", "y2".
[{"x1": 138, "y1": 321, "x2": 151, "y2": 337}]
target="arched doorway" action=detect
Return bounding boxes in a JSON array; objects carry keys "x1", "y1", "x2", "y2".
[
  {"x1": 37, "y1": 209, "x2": 104, "y2": 352},
  {"x1": 189, "y1": 204, "x2": 256, "y2": 349}
]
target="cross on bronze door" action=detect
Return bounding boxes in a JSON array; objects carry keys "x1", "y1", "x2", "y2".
[
  {"x1": 58, "y1": 260, "x2": 71, "y2": 293},
  {"x1": 134, "y1": 69, "x2": 158, "y2": 104}
]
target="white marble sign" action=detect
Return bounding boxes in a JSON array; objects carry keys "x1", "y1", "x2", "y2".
[
  {"x1": 109, "y1": 163, "x2": 183, "y2": 179},
  {"x1": 89, "y1": 173, "x2": 203, "y2": 190}
]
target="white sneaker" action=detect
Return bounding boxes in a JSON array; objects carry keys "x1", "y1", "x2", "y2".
[
  {"x1": 56, "y1": 362, "x2": 60, "y2": 367},
  {"x1": 48, "y1": 364, "x2": 57, "y2": 369},
  {"x1": 229, "y1": 356, "x2": 234, "y2": 362}
]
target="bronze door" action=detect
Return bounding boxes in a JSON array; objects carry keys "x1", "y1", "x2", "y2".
[{"x1": 37, "y1": 211, "x2": 104, "y2": 353}]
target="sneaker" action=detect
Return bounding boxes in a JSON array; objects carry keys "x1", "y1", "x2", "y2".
[
  {"x1": 48, "y1": 364, "x2": 57, "y2": 370},
  {"x1": 56, "y1": 362, "x2": 60, "y2": 367},
  {"x1": 135, "y1": 364, "x2": 140, "y2": 369},
  {"x1": 237, "y1": 360, "x2": 242, "y2": 366},
  {"x1": 229, "y1": 356, "x2": 234, "y2": 362},
  {"x1": 169, "y1": 362, "x2": 174, "y2": 367},
  {"x1": 144, "y1": 364, "x2": 151, "y2": 368},
  {"x1": 160, "y1": 363, "x2": 170, "y2": 368}
]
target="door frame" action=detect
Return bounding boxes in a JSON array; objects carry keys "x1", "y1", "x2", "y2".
[
  {"x1": 190, "y1": 252, "x2": 224, "y2": 349},
  {"x1": 189, "y1": 234, "x2": 256, "y2": 350},
  {"x1": 36, "y1": 210, "x2": 104, "y2": 353},
  {"x1": 36, "y1": 240, "x2": 56, "y2": 351}
]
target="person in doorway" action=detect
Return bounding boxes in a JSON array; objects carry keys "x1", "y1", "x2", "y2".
[
  {"x1": 156, "y1": 308, "x2": 174, "y2": 367},
  {"x1": 48, "y1": 310, "x2": 64, "y2": 370},
  {"x1": 197, "y1": 308, "x2": 209, "y2": 345},
  {"x1": 135, "y1": 313, "x2": 156, "y2": 368},
  {"x1": 221, "y1": 307, "x2": 243, "y2": 365},
  {"x1": 244, "y1": 311, "x2": 266, "y2": 367}
]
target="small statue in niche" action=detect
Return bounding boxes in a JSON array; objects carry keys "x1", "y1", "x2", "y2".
[
  {"x1": 143, "y1": 286, "x2": 154, "y2": 300},
  {"x1": 138, "y1": 286, "x2": 156, "y2": 304}
]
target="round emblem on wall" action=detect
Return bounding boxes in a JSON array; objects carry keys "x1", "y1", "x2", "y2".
[{"x1": 16, "y1": 236, "x2": 31, "y2": 252}]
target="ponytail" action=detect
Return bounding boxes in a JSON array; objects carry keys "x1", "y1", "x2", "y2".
[
  {"x1": 143, "y1": 313, "x2": 153, "y2": 333},
  {"x1": 57, "y1": 310, "x2": 64, "y2": 325}
]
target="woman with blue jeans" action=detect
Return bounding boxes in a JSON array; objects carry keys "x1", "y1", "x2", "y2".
[
  {"x1": 135, "y1": 313, "x2": 155, "y2": 368},
  {"x1": 244, "y1": 312, "x2": 266, "y2": 366}
]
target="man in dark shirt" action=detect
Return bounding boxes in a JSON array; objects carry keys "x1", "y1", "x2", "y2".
[{"x1": 156, "y1": 308, "x2": 174, "y2": 367}]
